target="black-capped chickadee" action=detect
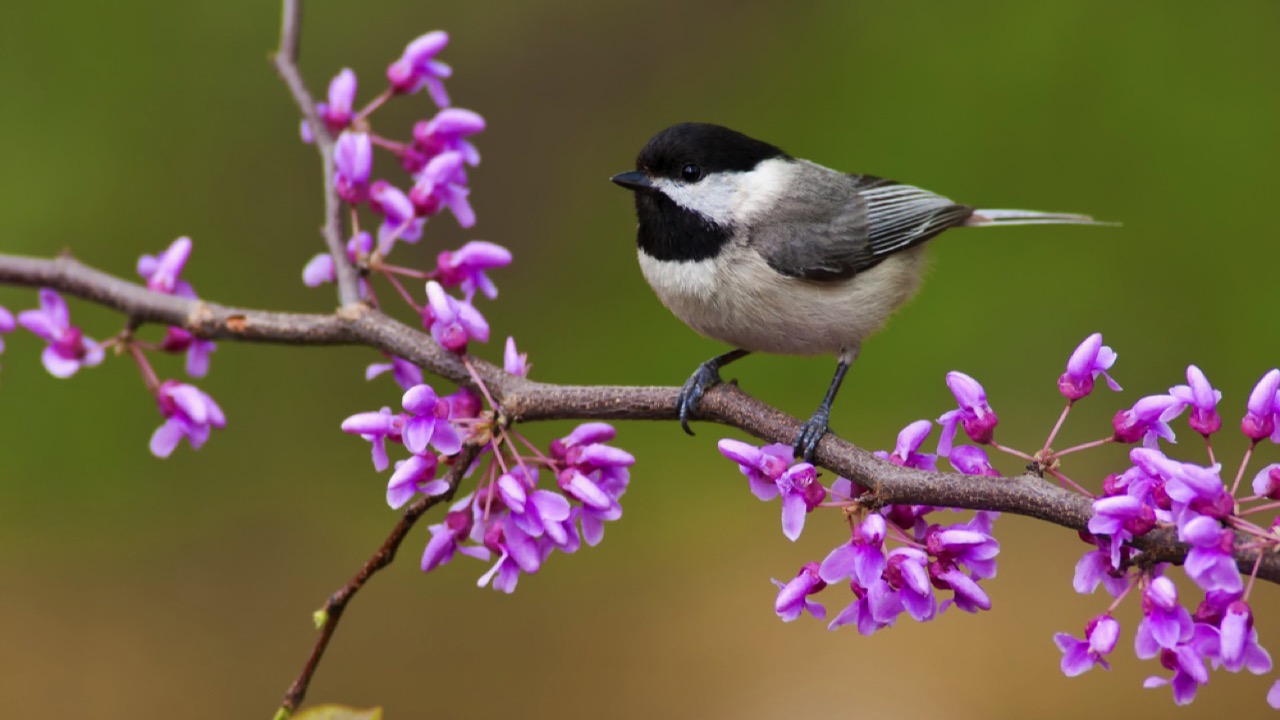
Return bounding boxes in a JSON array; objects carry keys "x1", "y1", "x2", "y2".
[{"x1": 611, "y1": 122, "x2": 1107, "y2": 462}]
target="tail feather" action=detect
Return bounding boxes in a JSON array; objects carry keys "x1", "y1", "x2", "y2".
[{"x1": 964, "y1": 209, "x2": 1118, "y2": 227}]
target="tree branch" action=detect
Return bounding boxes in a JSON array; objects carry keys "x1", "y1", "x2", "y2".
[
  {"x1": 1, "y1": 250, "x2": 1276, "y2": 586},
  {"x1": 277, "y1": 444, "x2": 481, "y2": 717},
  {"x1": 270, "y1": 0, "x2": 361, "y2": 306}
]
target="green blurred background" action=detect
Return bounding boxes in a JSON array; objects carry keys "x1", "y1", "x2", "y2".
[{"x1": 2, "y1": 1, "x2": 1279, "y2": 718}]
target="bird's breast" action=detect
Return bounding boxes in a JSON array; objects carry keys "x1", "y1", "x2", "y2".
[{"x1": 637, "y1": 245, "x2": 927, "y2": 356}]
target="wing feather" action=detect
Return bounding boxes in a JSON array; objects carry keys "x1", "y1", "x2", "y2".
[{"x1": 751, "y1": 168, "x2": 971, "y2": 282}]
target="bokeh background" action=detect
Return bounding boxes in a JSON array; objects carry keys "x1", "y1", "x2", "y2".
[{"x1": 2, "y1": 1, "x2": 1279, "y2": 718}]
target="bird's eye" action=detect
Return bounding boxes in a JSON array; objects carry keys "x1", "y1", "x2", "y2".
[{"x1": 681, "y1": 163, "x2": 702, "y2": 182}]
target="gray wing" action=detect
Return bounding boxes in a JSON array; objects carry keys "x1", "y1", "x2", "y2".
[{"x1": 751, "y1": 169, "x2": 973, "y2": 281}]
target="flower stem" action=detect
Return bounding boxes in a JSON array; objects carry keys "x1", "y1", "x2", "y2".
[
  {"x1": 354, "y1": 89, "x2": 394, "y2": 124},
  {"x1": 1230, "y1": 441, "x2": 1258, "y2": 496},
  {"x1": 126, "y1": 340, "x2": 161, "y2": 394},
  {"x1": 1048, "y1": 468, "x2": 1094, "y2": 498},
  {"x1": 380, "y1": 270, "x2": 422, "y2": 312},
  {"x1": 1042, "y1": 401, "x2": 1073, "y2": 455},
  {"x1": 1051, "y1": 437, "x2": 1113, "y2": 460},
  {"x1": 990, "y1": 441, "x2": 1034, "y2": 462},
  {"x1": 1240, "y1": 500, "x2": 1280, "y2": 517}
]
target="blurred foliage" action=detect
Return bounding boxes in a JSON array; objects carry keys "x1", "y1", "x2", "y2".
[{"x1": 1, "y1": 1, "x2": 1279, "y2": 718}]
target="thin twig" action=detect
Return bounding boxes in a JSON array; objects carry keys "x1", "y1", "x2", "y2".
[
  {"x1": 270, "y1": 0, "x2": 360, "y2": 306},
  {"x1": 277, "y1": 444, "x2": 481, "y2": 716}
]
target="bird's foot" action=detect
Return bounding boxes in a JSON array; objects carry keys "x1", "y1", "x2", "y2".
[
  {"x1": 677, "y1": 362, "x2": 724, "y2": 435},
  {"x1": 793, "y1": 406, "x2": 831, "y2": 463}
]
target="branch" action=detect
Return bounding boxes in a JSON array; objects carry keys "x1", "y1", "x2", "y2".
[
  {"x1": 276, "y1": 444, "x2": 482, "y2": 717},
  {"x1": 1, "y1": 250, "x2": 1276, "y2": 586},
  {"x1": 270, "y1": 0, "x2": 361, "y2": 306}
]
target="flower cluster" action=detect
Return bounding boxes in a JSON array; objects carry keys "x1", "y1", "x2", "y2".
[
  {"x1": 718, "y1": 421, "x2": 1001, "y2": 634},
  {"x1": 718, "y1": 331, "x2": 1280, "y2": 710},
  {"x1": 5, "y1": 237, "x2": 224, "y2": 458},
  {"x1": 343, "y1": 365, "x2": 633, "y2": 593},
  {"x1": 298, "y1": 32, "x2": 508, "y2": 358},
  {"x1": 136, "y1": 237, "x2": 225, "y2": 457},
  {"x1": 1060, "y1": 357, "x2": 1280, "y2": 707}
]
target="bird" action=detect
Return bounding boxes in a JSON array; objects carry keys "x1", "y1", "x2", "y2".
[{"x1": 610, "y1": 122, "x2": 1107, "y2": 462}]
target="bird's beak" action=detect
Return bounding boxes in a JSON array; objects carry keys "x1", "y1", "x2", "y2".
[{"x1": 610, "y1": 171, "x2": 652, "y2": 191}]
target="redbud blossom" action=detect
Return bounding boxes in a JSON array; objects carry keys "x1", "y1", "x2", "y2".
[
  {"x1": 937, "y1": 371, "x2": 998, "y2": 455},
  {"x1": 1242, "y1": 369, "x2": 1280, "y2": 441},
  {"x1": 17, "y1": 289, "x2": 105, "y2": 378},
  {"x1": 1058, "y1": 332, "x2": 1121, "y2": 400}
]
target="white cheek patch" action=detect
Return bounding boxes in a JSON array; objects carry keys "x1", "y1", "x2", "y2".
[{"x1": 650, "y1": 157, "x2": 794, "y2": 227}]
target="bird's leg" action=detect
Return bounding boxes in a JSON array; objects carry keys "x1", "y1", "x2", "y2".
[
  {"x1": 794, "y1": 349, "x2": 857, "y2": 462},
  {"x1": 677, "y1": 349, "x2": 751, "y2": 435}
]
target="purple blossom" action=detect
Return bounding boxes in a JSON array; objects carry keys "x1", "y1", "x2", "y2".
[
  {"x1": 777, "y1": 463, "x2": 825, "y2": 541},
  {"x1": 436, "y1": 241, "x2": 512, "y2": 300},
  {"x1": 1112, "y1": 394, "x2": 1181, "y2": 446},
  {"x1": 1182, "y1": 525, "x2": 1242, "y2": 594},
  {"x1": 1252, "y1": 464, "x2": 1280, "y2": 500},
  {"x1": 137, "y1": 236, "x2": 195, "y2": 297},
  {"x1": 1055, "y1": 614, "x2": 1120, "y2": 676},
  {"x1": 370, "y1": 180, "x2": 424, "y2": 254},
  {"x1": 551, "y1": 422, "x2": 617, "y2": 457},
  {"x1": 503, "y1": 336, "x2": 530, "y2": 377},
  {"x1": 18, "y1": 289, "x2": 105, "y2": 378},
  {"x1": 443, "y1": 386, "x2": 483, "y2": 420},
  {"x1": 934, "y1": 567, "x2": 992, "y2": 613},
  {"x1": 413, "y1": 107, "x2": 484, "y2": 166},
  {"x1": 387, "y1": 31, "x2": 452, "y2": 106},
  {"x1": 1136, "y1": 576, "x2": 1194, "y2": 654},
  {"x1": 884, "y1": 548, "x2": 935, "y2": 621},
  {"x1": 1058, "y1": 333, "x2": 1121, "y2": 400},
  {"x1": 0, "y1": 305, "x2": 13, "y2": 354},
  {"x1": 159, "y1": 327, "x2": 216, "y2": 378},
  {"x1": 421, "y1": 510, "x2": 489, "y2": 572},
  {"x1": 829, "y1": 578, "x2": 902, "y2": 634},
  {"x1": 925, "y1": 513, "x2": 1001, "y2": 581},
  {"x1": 1089, "y1": 494, "x2": 1153, "y2": 537},
  {"x1": 1269, "y1": 679, "x2": 1280, "y2": 709},
  {"x1": 386, "y1": 453, "x2": 447, "y2": 509},
  {"x1": 1144, "y1": 643, "x2": 1212, "y2": 705},
  {"x1": 1073, "y1": 546, "x2": 1130, "y2": 597},
  {"x1": 366, "y1": 355, "x2": 423, "y2": 391},
  {"x1": 423, "y1": 281, "x2": 490, "y2": 352},
  {"x1": 333, "y1": 131, "x2": 373, "y2": 204},
  {"x1": 476, "y1": 522, "x2": 538, "y2": 594},
  {"x1": 499, "y1": 467, "x2": 573, "y2": 545},
  {"x1": 937, "y1": 371, "x2": 998, "y2": 455},
  {"x1": 873, "y1": 420, "x2": 937, "y2": 472},
  {"x1": 303, "y1": 231, "x2": 373, "y2": 288},
  {"x1": 948, "y1": 445, "x2": 999, "y2": 477},
  {"x1": 1242, "y1": 369, "x2": 1280, "y2": 442},
  {"x1": 819, "y1": 514, "x2": 886, "y2": 587},
  {"x1": 401, "y1": 384, "x2": 463, "y2": 456},
  {"x1": 409, "y1": 151, "x2": 475, "y2": 228},
  {"x1": 319, "y1": 68, "x2": 357, "y2": 134},
  {"x1": 341, "y1": 406, "x2": 403, "y2": 471},
  {"x1": 1219, "y1": 601, "x2": 1272, "y2": 674},
  {"x1": 717, "y1": 438, "x2": 791, "y2": 500},
  {"x1": 566, "y1": 443, "x2": 632, "y2": 546},
  {"x1": 772, "y1": 562, "x2": 827, "y2": 622},
  {"x1": 1169, "y1": 365, "x2": 1222, "y2": 436},
  {"x1": 150, "y1": 380, "x2": 226, "y2": 458}
]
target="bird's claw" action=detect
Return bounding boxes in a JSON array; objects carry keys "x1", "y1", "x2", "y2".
[
  {"x1": 677, "y1": 362, "x2": 723, "y2": 435},
  {"x1": 794, "y1": 407, "x2": 831, "y2": 463}
]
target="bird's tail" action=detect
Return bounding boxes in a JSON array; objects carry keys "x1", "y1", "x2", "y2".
[{"x1": 964, "y1": 209, "x2": 1117, "y2": 227}]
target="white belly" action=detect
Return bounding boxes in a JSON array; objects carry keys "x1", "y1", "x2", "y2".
[{"x1": 637, "y1": 245, "x2": 926, "y2": 356}]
